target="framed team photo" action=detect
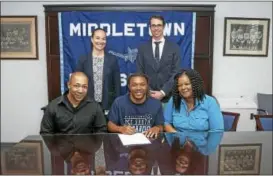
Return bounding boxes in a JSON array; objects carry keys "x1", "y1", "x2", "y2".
[
  {"x1": 223, "y1": 17, "x2": 270, "y2": 57},
  {"x1": 1, "y1": 140, "x2": 44, "y2": 175},
  {"x1": 218, "y1": 143, "x2": 262, "y2": 175}
]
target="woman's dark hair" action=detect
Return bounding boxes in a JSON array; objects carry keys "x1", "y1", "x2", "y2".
[
  {"x1": 91, "y1": 28, "x2": 106, "y2": 38},
  {"x1": 172, "y1": 69, "x2": 205, "y2": 112}
]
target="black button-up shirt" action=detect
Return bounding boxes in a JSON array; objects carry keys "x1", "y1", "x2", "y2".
[{"x1": 40, "y1": 93, "x2": 107, "y2": 134}]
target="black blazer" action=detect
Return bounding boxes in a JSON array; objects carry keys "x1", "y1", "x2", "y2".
[
  {"x1": 76, "y1": 51, "x2": 121, "y2": 110},
  {"x1": 136, "y1": 39, "x2": 181, "y2": 102}
]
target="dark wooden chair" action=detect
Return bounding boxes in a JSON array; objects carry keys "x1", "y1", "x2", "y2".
[
  {"x1": 257, "y1": 93, "x2": 272, "y2": 114},
  {"x1": 251, "y1": 93, "x2": 272, "y2": 119},
  {"x1": 41, "y1": 105, "x2": 47, "y2": 113},
  {"x1": 253, "y1": 114, "x2": 273, "y2": 131},
  {"x1": 250, "y1": 93, "x2": 272, "y2": 131},
  {"x1": 211, "y1": 95, "x2": 240, "y2": 131},
  {"x1": 222, "y1": 111, "x2": 240, "y2": 131}
]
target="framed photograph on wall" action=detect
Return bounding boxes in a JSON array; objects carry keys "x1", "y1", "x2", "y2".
[
  {"x1": 0, "y1": 16, "x2": 38, "y2": 60},
  {"x1": 1, "y1": 140, "x2": 44, "y2": 175},
  {"x1": 218, "y1": 143, "x2": 262, "y2": 175},
  {"x1": 223, "y1": 17, "x2": 270, "y2": 57}
]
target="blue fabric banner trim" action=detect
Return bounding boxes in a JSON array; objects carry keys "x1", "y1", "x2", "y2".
[
  {"x1": 192, "y1": 12, "x2": 196, "y2": 69},
  {"x1": 58, "y1": 12, "x2": 64, "y2": 94}
]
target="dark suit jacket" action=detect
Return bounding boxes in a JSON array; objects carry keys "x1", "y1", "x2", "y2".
[
  {"x1": 136, "y1": 39, "x2": 181, "y2": 102},
  {"x1": 76, "y1": 51, "x2": 121, "y2": 110}
]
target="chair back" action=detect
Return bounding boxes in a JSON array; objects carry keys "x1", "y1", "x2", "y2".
[
  {"x1": 222, "y1": 111, "x2": 240, "y2": 131},
  {"x1": 257, "y1": 93, "x2": 272, "y2": 114},
  {"x1": 41, "y1": 105, "x2": 48, "y2": 113},
  {"x1": 254, "y1": 115, "x2": 273, "y2": 131}
]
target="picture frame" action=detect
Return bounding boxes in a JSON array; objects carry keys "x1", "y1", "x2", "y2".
[
  {"x1": 218, "y1": 143, "x2": 262, "y2": 175},
  {"x1": 0, "y1": 16, "x2": 38, "y2": 60},
  {"x1": 223, "y1": 17, "x2": 270, "y2": 57},
  {"x1": 1, "y1": 140, "x2": 44, "y2": 175}
]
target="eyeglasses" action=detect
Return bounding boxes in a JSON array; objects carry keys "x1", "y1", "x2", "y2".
[
  {"x1": 72, "y1": 84, "x2": 88, "y2": 90},
  {"x1": 150, "y1": 24, "x2": 163, "y2": 28}
]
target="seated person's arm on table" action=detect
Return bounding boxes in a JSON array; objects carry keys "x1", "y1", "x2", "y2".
[
  {"x1": 107, "y1": 121, "x2": 136, "y2": 134},
  {"x1": 143, "y1": 102, "x2": 164, "y2": 138},
  {"x1": 107, "y1": 101, "x2": 136, "y2": 134}
]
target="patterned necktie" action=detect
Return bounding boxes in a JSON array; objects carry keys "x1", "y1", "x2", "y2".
[{"x1": 154, "y1": 41, "x2": 161, "y2": 62}]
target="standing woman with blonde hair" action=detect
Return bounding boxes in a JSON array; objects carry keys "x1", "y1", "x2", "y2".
[{"x1": 76, "y1": 28, "x2": 121, "y2": 112}]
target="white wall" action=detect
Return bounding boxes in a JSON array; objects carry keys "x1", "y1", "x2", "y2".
[
  {"x1": 1, "y1": 2, "x2": 49, "y2": 143},
  {"x1": 212, "y1": 2, "x2": 272, "y2": 99},
  {"x1": 1, "y1": 1, "x2": 272, "y2": 142}
]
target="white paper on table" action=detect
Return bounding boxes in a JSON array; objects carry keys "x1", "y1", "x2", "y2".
[{"x1": 118, "y1": 133, "x2": 151, "y2": 146}]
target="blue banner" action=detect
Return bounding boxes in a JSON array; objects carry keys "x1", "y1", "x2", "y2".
[{"x1": 59, "y1": 11, "x2": 196, "y2": 95}]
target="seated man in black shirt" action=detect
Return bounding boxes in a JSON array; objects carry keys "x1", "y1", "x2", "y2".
[{"x1": 40, "y1": 71, "x2": 107, "y2": 134}]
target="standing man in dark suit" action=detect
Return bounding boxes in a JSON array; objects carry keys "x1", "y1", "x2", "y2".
[{"x1": 136, "y1": 15, "x2": 181, "y2": 103}]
